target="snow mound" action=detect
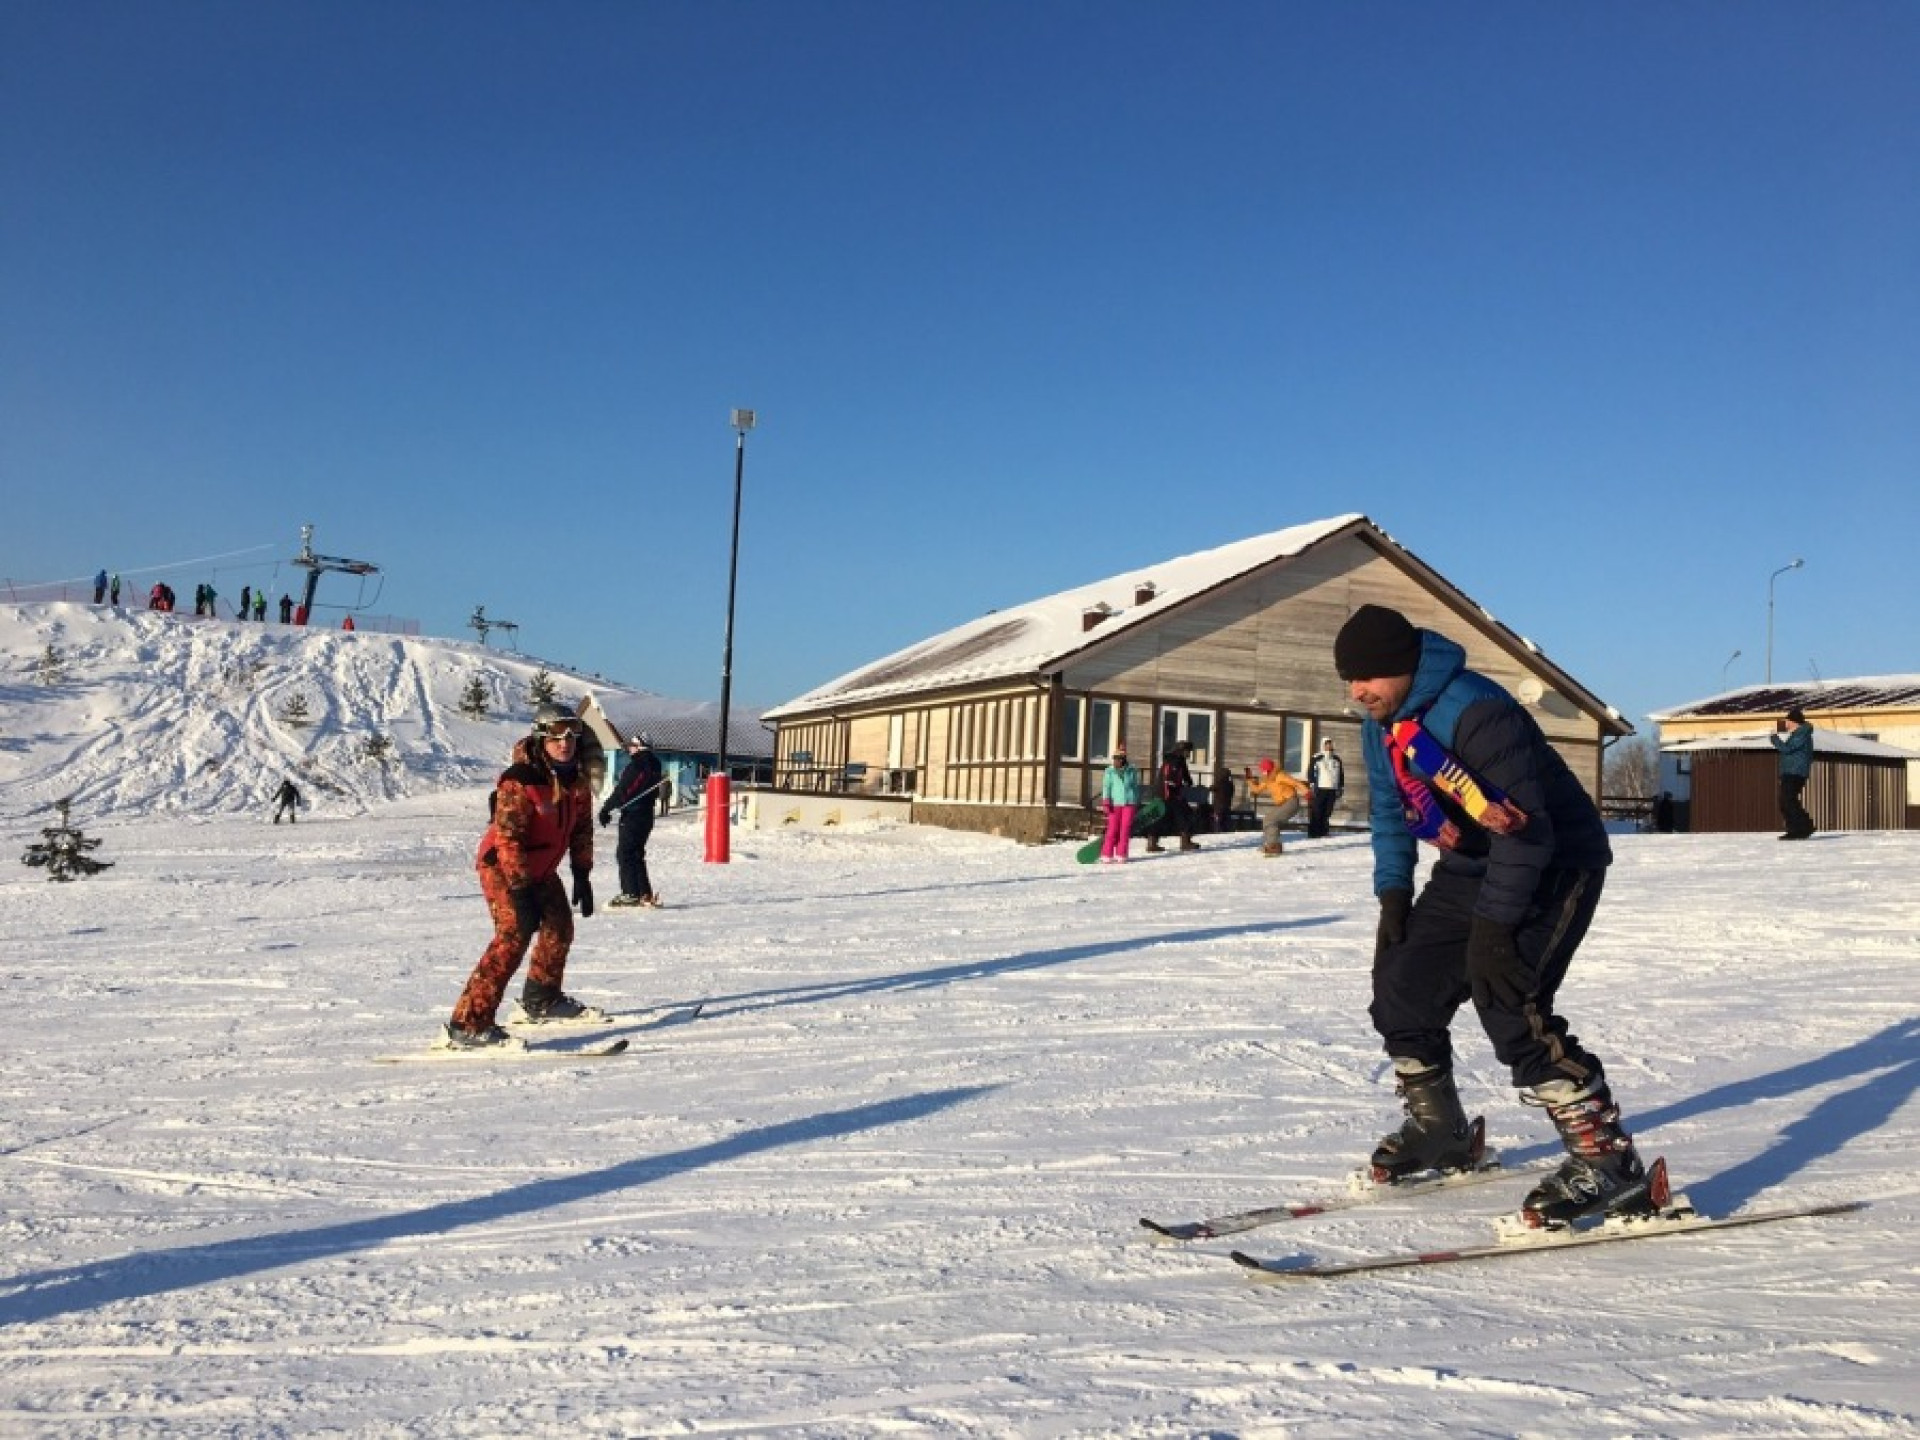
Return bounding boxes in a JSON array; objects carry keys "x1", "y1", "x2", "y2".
[{"x1": 0, "y1": 602, "x2": 673, "y2": 820}]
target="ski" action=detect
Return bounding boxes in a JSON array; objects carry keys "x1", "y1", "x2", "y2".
[
  {"x1": 375, "y1": 1037, "x2": 632, "y2": 1065},
  {"x1": 1140, "y1": 1119, "x2": 1551, "y2": 1241},
  {"x1": 1229, "y1": 1190, "x2": 1866, "y2": 1280},
  {"x1": 508, "y1": 1001, "x2": 704, "y2": 1030}
]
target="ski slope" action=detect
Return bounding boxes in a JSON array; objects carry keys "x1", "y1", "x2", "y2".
[{"x1": 2, "y1": 602, "x2": 1916, "y2": 1436}]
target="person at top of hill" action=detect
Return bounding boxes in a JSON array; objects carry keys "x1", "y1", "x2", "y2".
[
  {"x1": 600, "y1": 731, "x2": 664, "y2": 907},
  {"x1": 1334, "y1": 602, "x2": 1656, "y2": 1229},
  {"x1": 1244, "y1": 758, "x2": 1310, "y2": 856},
  {"x1": 443, "y1": 703, "x2": 601, "y2": 1049}
]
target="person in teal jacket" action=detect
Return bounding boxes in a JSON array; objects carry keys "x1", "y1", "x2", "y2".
[
  {"x1": 1770, "y1": 707, "x2": 1816, "y2": 840},
  {"x1": 1099, "y1": 743, "x2": 1142, "y2": 863}
]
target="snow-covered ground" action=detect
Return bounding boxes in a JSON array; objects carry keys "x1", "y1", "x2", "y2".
[{"x1": 3, "y1": 604, "x2": 1917, "y2": 1436}]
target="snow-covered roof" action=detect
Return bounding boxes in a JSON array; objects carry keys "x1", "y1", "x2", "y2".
[
  {"x1": 765, "y1": 516, "x2": 1363, "y2": 717},
  {"x1": 1660, "y1": 730, "x2": 1920, "y2": 760},
  {"x1": 1651, "y1": 676, "x2": 1920, "y2": 722}
]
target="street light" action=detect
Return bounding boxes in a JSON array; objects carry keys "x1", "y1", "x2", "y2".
[
  {"x1": 1766, "y1": 558, "x2": 1804, "y2": 683},
  {"x1": 1721, "y1": 649, "x2": 1741, "y2": 688},
  {"x1": 706, "y1": 408, "x2": 755, "y2": 864}
]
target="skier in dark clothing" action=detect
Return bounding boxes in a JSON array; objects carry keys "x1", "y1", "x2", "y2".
[
  {"x1": 600, "y1": 732, "x2": 664, "y2": 907},
  {"x1": 272, "y1": 779, "x2": 302, "y2": 823},
  {"x1": 1146, "y1": 741, "x2": 1199, "y2": 853},
  {"x1": 1334, "y1": 603, "x2": 1655, "y2": 1229},
  {"x1": 1770, "y1": 707, "x2": 1816, "y2": 840}
]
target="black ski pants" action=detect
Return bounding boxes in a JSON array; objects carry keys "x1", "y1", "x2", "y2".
[
  {"x1": 616, "y1": 810, "x2": 656, "y2": 899},
  {"x1": 1370, "y1": 862, "x2": 1608, "y2": 1092},
  {"x1": 1778, "y1": 774, "x2": 1814, "y2": 838}
]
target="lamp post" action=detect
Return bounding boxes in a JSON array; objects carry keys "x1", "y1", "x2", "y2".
[
  {"x1": 1721, "y1": 649, "x2": 1741, "y2": 688},
  {"x1": 706, "y1": 408, "x2": 755, "y2": 863},
  {"x1": 1766, "y1": 559, "x2": 1804, "y2": 683}
]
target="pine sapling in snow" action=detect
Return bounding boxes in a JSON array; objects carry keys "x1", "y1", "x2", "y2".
[{"x1": 21, "y1": 797, "x2": 113, "y2": 881}]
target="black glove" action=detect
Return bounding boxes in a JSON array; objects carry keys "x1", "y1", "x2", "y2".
[
  {"x1": 509, "y1": 885, "x2": 543, "y2": 939},
  {"x1": 598, "y1": 807, "x2": 612, "y2": 828},
  {"x1": 1374, "y1": 889, "x2": 1413, "y2": 964},
  {"x1": 1467, "y1": 916, "x2": 1530, "y2": 1009},
  {"x1": 571, "y1": 866, "x2": 594, "y2": 918}
]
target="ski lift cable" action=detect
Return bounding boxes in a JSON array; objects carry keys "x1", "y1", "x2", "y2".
[{"x1": 31, "y1": 543, "x2": 283, "y2": 588}]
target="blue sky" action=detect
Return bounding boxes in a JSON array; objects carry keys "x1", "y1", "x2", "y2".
[{"x1": 5, "y1": 2, "x2": 1915, "y2": 730}]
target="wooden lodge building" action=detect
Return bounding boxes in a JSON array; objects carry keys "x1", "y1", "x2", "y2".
[{"x1": 761, "y1": 515, "x2": 1633, "y2": 843}]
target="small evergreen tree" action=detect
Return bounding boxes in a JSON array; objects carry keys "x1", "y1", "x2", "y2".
[
  {"x1": 528, "y1": 668, "x2": 558, "y2": 706},
  {"x1": 359, "y1": 733, "x2": 395, "y2": 763},
  {"x1": 35, "y1": 643, "x2": 66, "y2": 687},
  {"x1": 22, "y1": 797, "x2": 112, "y2": 881},
  {"x1": 279, "y1": 691, "x2": 314, "y2": 727},
  {"x1": 459, "y1": 675, "x2": 490, "y2": 718}
]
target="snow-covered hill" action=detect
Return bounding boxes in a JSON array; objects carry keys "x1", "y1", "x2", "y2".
[{"x1": 0, "y1": 602, "x2": 685, "y2": 818}]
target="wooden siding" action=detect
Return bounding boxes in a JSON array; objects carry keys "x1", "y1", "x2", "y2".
[{"x1": 1686, "y1": 749, "x2": 1911, "y2": 832}]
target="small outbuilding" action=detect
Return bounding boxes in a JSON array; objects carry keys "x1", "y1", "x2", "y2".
[{"x1": 1650, "y1": 678, "x2": 1920, "y2": 832}]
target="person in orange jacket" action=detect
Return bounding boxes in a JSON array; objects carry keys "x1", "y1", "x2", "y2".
[{"x1": 1245, "y1": 758, "x2": 1311, "y2": 856}]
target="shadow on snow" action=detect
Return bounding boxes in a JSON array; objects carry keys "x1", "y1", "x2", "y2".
[
  {"x1": 0, "y1": 1084, "x2": 996, "y2": 1327},
  {"x1": 694, "y1": 918, "x2": 1336, "y2": 1019}
]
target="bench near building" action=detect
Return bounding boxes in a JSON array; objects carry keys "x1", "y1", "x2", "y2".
[{"x1": 760, "y1": 514, "x2": 1631, "y2": 844}]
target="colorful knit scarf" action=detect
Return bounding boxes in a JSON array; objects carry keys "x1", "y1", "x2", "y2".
[{"x1": 1385, "y1": 717, "x2": 1529, "y2": 850}]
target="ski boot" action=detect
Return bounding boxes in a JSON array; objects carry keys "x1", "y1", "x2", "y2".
[
  {"x1": 1519, "y1": 1072, "x2": 1655, "y2": 1228},
  {"x1": 438, "y1": 1022, "x2": 526, "y2": 1052},
  {"x1": 1369, "y1": 1060, "x2": 1485, "y2": 1184},
  {"x1": 512, "y1": 980, "x2": 611, "y2": 1025}
]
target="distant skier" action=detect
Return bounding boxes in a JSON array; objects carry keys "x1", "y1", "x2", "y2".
[
  {"x1": 272, "y1": 779, "x2": 303, "y2": 824},
  {"x1": 278, "y1": 594, "x2": 293, "y2": 623},
  {"x1": 443, "y1": 704, "x2": 601, "y2": 1049},
  {"x1": 93, "y1": 569, "x2": 108, "y2": 604},
  {"x1": 600, "y1": 732, "x2": 664, "y2": 907}
]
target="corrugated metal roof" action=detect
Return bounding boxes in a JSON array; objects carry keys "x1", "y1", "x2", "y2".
[
  {"x1": 590, "y1": 699, "x2": 773, "y2": 759},
  {"x1": 1651, "y1": 676, "x2": 1920, "y2": 721}
]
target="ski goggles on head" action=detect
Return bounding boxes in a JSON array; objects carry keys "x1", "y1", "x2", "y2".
[{"x1": 536, "y1": 718, "x2": 583, "y2": 740}]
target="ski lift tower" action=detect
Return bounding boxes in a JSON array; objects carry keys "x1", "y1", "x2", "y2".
[{"x1": 292, "y1": 524, "x2": 380, "y2": 624}]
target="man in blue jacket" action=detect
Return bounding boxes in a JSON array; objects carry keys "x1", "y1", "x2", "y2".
[
  {"x1": 1334, "y1": 604, "x2": 1654, "y2": 1228},
  {"x1": 1770, "y1": 707, "x2": 1816, "y2": 840}
]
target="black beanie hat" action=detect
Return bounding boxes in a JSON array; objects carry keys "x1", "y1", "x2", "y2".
[{"x1": 1334, "y1": 604, "x2": 1422, "y2": 681}]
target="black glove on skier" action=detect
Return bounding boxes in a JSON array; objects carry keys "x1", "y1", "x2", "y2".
[
  {"x1": 1466, "y1": 916, "x2": 1530, "y2": 1009},
  {"x1": 598, "y1": 807, "x2": 612, "y2": 828},
  {"x1": 1374, "y1": 889, "x2": 1413, "y2": 965},
  {"x1": 571, "y1": 865, "x2": 594, "y2": 918},
  {"x1": 509, "y1": 884, "x2": 543, "y2": 939}
]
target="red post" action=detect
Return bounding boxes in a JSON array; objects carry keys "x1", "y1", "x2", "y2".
[{"x1": 703, "y1": 775, "x2": 731, "y2": 863}]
